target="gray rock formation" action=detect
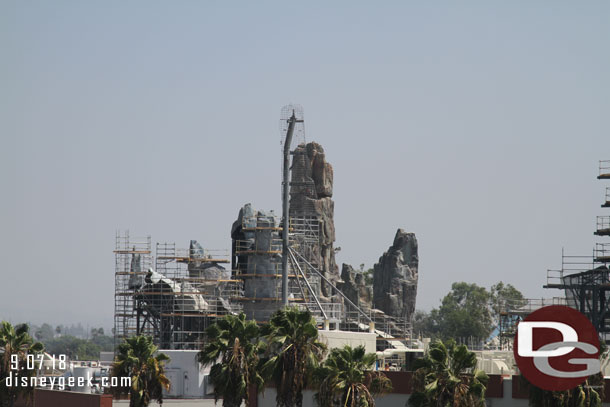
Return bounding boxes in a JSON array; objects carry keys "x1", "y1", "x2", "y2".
[
  {"x1": 136, "y1": 268, "x2": 208, "y2": 316},
  {"x1": 289, "y1": 142, "x2": 338, "y2": 297},
  {"x1": 373, "y1": 229, "x2": 419, "y2": 323},
  {"x1": 231, "y1": 203, "x2": 283, "y2": 320},
  {"x1": 338, "y1": 263, "x2": 373, "y2": 311},
  {"x1": 128, "y1": 247, "x2": 144, "y2": 289},
  {"x1": 188, "y1": 240, "x2": 231, "y2": 281}
]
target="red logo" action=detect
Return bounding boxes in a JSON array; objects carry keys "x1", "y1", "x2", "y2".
[{"x1": 514, "y1": 305, "x2": 600, "y2": 391}]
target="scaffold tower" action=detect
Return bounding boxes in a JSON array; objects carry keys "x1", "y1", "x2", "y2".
[
  {"x1": 542, "y1": 160, "x2": 610, "y2": 342},
  {"x1": 114, "y1": 231, "x2": 244, "y2": 350},
  {"x1": 114, "y1": 231, "x2": 153, "y2": 345}
]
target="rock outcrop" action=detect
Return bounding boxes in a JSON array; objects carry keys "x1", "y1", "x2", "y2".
[
  {"x1": 338, "y1": 263, "x2": 373, "y2": 311},
  {"x1": 289, "y1": 142, "x2": 338, "y2": 298},
  {"x1": 128, "y1": 248, "x2": 144, "y2": 289},
  {"x1": 373, "y1": 229, "x2": 419, "y2": 323},
  {"x1": 231, "y1": 203, "x2": 283, "y2": 320},
  {"x1": 187, "y1": 240, "x2": 231, "y2": 281}
]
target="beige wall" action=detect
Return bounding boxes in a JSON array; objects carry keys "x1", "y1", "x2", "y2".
[{"x1": 317, "y1": 330, "x2": 376, "y2": 354}]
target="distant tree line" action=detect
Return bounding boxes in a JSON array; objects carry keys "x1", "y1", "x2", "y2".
[
  {"x1": 412, "y1": 281, "x2": 525, "y2": 342},
  {"x1": 27, "y1": 322, "x2": 114, "y2": 360}
]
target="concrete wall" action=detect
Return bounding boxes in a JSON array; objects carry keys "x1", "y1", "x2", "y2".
[
  {"x1": 33, "y1": 389, "x2": 112, "y2": 407},
  {"x1": 486, "y1": 378, "x2": 527, "y2": 407},
  {"x1": 256, "y1": 374, "x2": 610, "y2": 407},
  {"x1": 258, "y1": 388, "x2": 410, "y2": 407},
  {"x1": 317, "y1": 330, "x2": 376, "y2": 355},
  {"x1": 258, "y1": 383, "x2": 527, "y2": 407},
  {"x1": 160, "y1": 350, "x2": 205, "y2": 398}
]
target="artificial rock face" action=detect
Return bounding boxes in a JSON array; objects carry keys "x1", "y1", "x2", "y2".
[
  {"x1": 231, "y1": 203, "x2": 283, "y2": 320},
  {"x1": 338, "y1": 263, "x2": 373, "y2": 311},
  {"x1": 289, "y1": 142, "x2": 338, "y2": 298},
  {"x1": 188, "y1": 240, "x2": 231, "y2": 281},
  {"x1": 128, "y1": 248, "x2": 144, "y2": 289},
  {"x1": 373, "y1": 229, "x2": 419, "y2": 323}
]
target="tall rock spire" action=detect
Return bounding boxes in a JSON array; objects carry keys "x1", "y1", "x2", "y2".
[
  {"x1": 289, "y1": 142, "x2": 338, "y2": 298},
  {"x1": 373, "y1": 229, "x2": 419, "y2": 324}
]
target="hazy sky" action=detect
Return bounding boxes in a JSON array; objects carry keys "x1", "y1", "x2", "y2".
[{"x1": 1, "y1": 1, "x2": 609, "y2": 330}]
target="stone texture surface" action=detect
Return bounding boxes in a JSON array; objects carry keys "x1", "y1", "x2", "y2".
[
  {"x1": 338, "y1": 263, "x2": 373, "y2": 311},
  {"x1": 231, "y1": 203, "x2": 283, "y2": 320},
  {"x1": 128, "y1": 249, "x2": 144, "y2": 289},
  {"x1": 289, "y1": 142, "x2": 338, "y2": 298},
  {"x1": 187, "y1": 240, "x2": 231, "y2": 281},
  {"x1": 373, "y1": 229, "x2": 419, "y2": 323}
]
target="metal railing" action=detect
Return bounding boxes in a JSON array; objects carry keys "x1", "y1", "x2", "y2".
[
  {"x1": 290, "y1": 247, "x2": 412, "y2": 343},
  {"x1": 290, "y1": 247, "x2": 373, "y2": 322},
  {"x1": 595, "y1": 243, "x2": 610, "y2": 263},
  {"x1": 599, "y1": 160, "x2": 610, "y2": 177},
  {"x1": 297, "y1": 303, "x2": 343, "y2": 323},
  {"x1": 234, "y1": 239, "x2": 282, "y2": 254},
  {"x1": 156, "y1": 245, "x2": 229, "y2": 263},
  {"x1": 503, "y1": 297, "x2": 566, "y2": 314},
  {"x1": 596, "y1": 216, "x2": 610, "y2": 233},
  {"x1": 546, "y1": 269, "x2": 564, "y2": 286}
]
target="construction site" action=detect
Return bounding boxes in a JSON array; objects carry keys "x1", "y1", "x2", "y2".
[
  {"x1": 113, "y1": 105, "x2": 418, "y2": 362},
  {"x1": 113, "y1": 105, "x2": 610, "y2": 382},
  {"x1": 499, "y1": 160, "x2": 610, "y2": 345}
]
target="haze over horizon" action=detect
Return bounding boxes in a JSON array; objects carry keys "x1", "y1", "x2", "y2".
[{"x1": 1, "y1": 1, "x2": 609, "y2": 330}]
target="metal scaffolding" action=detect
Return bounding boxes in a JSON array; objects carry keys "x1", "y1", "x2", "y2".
[
  {"x1": 231, "y1": 213, "x2": 321, "y2": 309},
  {"x1": 498, "y1": 297, "x2": 567, "y2": 344},
  {"x1": 498, "y1": 161, "x2": 610, "y2": 346},
  {"x1": 598, "y1": 160, "x2": 610, "y2": 180},
  {"x1": 113, "y1": 231, "x2": 153, "y2": 345},
  {"x1": 150, "y1": 243, "x2": 243, "y2": 349},
  {"x1": 114, "y1": 231, "x2": 243, "y2": 350},
  {"x1": 541, "y1": 160, "x2": 610, "y2": 342},
  {"x1": 114, "y1": 106, "x2": 413, "y2": 353}
]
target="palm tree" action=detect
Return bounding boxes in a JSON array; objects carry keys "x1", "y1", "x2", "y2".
[
  {"x1": 198, "y1": 313, "x2": 265, "y2": 407},
  {"x1": 408, "y1": 340, "x2": 489, "y2": 407},
  {"x1": 525, "y1": 373, "x2": 604, "y2": 407},
  {"x1": 0, "y1": 321, "x2": 44, "y2": 407},
  {"x1": 315, "y1": 344, "x2": 392, "y2": 407},
  {"x1": 261, "y1": 306, "x2": 327, "y2": 407},
  {"x1": 109, "y1": 335, "x2": 170, "y2": 407},
  {"x1": 524, "y1": 342, "x2": 606, "y2": 407}
]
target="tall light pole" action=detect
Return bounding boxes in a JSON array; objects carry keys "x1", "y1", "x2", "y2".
[{"x1": 281, "y1": 110, "x2": 302, "y2": 306}]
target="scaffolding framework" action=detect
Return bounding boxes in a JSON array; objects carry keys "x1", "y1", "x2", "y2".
[
  {"x1": 499, "y1": 162, "x2": 610, "y2": 346},
  {"x1": 545, "y1": 267, "x2": 610, "y2": 341},
  {"x1": 598, "y1": 160, "x2": 610, "y2": 180},
  {"x1": 596, "y1": 216, "x2": 610, "y2": 236},
  {"x1": 595, "y1": 243, "x2": 610, "y2": 264},
  {"x1": 540, "y1": 161, "x2": 610, "y2": 342},
  {"x1": 232, "y1": 215, "x2": 321, "y2": 307},
  {"x1": 114, "y1": 231, "x2": 153, "y2": 345},
  {"x1": 152, "y1": 243, "x2": 243, "y2": 349},
  {"x1": 544, "y1": 263, "x2": 610, "y2": 342},
  {"x1": 114, "y1": 231, "x2": 243, "y2": 350},
  {"x1": 115, "y1": 227, "x2": 412, "y2": 351},
  {"x1": 113, "y1": 106, "x2": 412, "y2": 353}
]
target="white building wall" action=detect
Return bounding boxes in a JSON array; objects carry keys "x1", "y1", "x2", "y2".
[
  {"x1": 159, "y1": 350, "x2": 206, "y2": 399},
  {"x1": 485, "y1": 378, "x2": 528, "y2": 407},
  {"x1": 317, "y1": 330, "x2": 377, "y2": 354}
]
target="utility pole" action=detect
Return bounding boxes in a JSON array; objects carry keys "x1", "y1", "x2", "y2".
[{"x1": 281, "y1": 111, "x2": 303, "y2": 306}]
